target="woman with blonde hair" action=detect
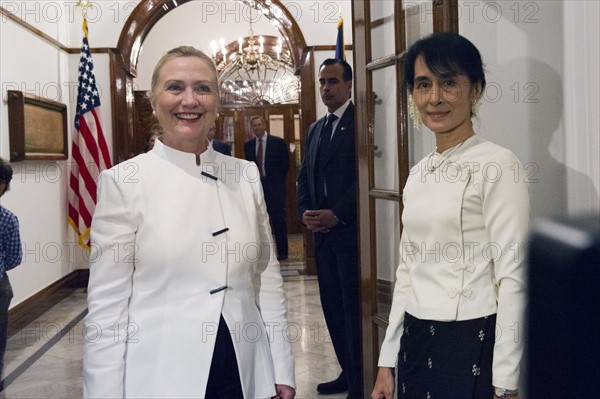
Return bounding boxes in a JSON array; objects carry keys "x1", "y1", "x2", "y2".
[{"x1": 83, "y1": 46, "x2": 295, "y2": 399}]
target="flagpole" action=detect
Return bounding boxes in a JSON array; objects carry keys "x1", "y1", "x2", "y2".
[
  {"x1": 69, "y1": 0, "x2": 112, "y2": 251},
  {"x1": 335, "y1": 8, "x2": 345, "y2": 61}
]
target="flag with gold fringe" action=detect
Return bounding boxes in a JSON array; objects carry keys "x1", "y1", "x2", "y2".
[
  {"x1": 335, "y1": 15, "x2": 345, "y2": 61},
  {"x1": 68, "y1": 19, "x2": 112, "y2": 251}
]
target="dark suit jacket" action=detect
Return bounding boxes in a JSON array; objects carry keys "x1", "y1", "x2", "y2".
[
  {"x1": 297, "y1": 102, "x2": 357, "y2": 229},
  {"x1": 244, "y1": 134, "x2": 289, "y2": 202},
  {"x1": 212, "y1": 139, "x2": 231, "y2": 156}
]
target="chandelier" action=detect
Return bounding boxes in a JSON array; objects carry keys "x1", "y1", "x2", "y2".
[{"x1": 209, "y1": 2, "x2": 299, "y2": 105}]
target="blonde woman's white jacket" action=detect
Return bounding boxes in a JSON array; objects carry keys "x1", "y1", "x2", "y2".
[
  {"x1": 378, "y1": 136, "x2": 530, "y2": 390},
  {"x1": 83, "y1": 139, "x2": 295, "y2": 398}
]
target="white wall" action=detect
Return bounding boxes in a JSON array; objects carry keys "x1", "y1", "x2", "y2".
[
  {"x1": 1, "y1": 3, "x2": 76, "y2": 307},
  {"x1": 280, "y1": 0, "x2": 352, "y2": 46},
  {"x1": 562, "y1": 1, "x2": 600, "y2": 216},
  {"x1": 462, "y1": 1, "x2": 568, "y2": 219},
  {"x1": 466, "y1": 1, "x2": 598, "y2": 218}
]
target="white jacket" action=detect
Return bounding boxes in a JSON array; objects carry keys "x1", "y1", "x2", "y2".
[
  {"x1": 378, "y1": 136, "x2": 530, "y2": 389},
  {"x1": 83, "y1": 139, "x2": 295, "y2": 398}
]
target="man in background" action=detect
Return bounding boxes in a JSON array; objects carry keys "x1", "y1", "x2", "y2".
[
  {"x1": 296, "y1": 59, "x2": 361, "y2": 398},
  {"x1": 244, "y1": 115, "x2": 289, "y2": 260}
]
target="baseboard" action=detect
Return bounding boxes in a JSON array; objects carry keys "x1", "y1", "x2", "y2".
[{"x1": 7, "y1": 269, "x2": 89, "y2": 338}]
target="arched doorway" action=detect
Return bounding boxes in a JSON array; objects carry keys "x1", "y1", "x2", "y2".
[
  {"x1": 110, "y1": 0, "x2": 311, "y2": 162},
  {"x1": 109, "y1": 0, "x2": 314, "y2": 236}
]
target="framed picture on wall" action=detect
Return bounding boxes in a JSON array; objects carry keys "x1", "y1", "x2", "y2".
[{"x1": 7, "y1": 90, "x2": 68, "y2": 162}]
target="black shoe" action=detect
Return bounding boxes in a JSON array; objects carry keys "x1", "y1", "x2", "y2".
[
  {"x1": 277, "y1": 255, "x2": 288, "y2": 261},
  {"x1": 316, "y1": 374, "x2": 347, "y2": 394},
  {"x1": 346, "y1": 392, "x2": 361, "y2": 399}
]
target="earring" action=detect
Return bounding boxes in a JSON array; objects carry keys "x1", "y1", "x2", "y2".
[
  {"x1": 215, "y1": 112, "x2": 220, "y2": 119},
  {"x1": 471, "y1": 100, "x2": 480, "y2": 117},
  {"x1": 408, "y1": 95, "x2": 422, "y2": 129},
  {"x1": 152, "y1": 109, "x2": 157, "y2": 118}
]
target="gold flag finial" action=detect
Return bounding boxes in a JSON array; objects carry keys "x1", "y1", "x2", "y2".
[{"x1": 76, "y1": 0, "x2": 93, "y2": 20}]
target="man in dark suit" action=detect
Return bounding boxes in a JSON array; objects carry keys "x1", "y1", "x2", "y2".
[
  {"x1": 244, "y1": 116, "x2": 289, "y2": 260},
  {"x1": 297, "y1": 59, "x2": 361, "y2": 398},
  {"x1": 207, "y1": 125, "x2": 231, "y2": 156}
]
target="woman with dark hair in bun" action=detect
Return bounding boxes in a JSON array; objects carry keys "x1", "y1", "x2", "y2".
[{"x1": 372, "y1": 33, "x2": 529, "y2": 399}]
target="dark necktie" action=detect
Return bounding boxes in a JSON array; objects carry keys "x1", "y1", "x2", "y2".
[
  {"x1": 315, "y1": 114, "x2": 338, "y2": 206},
  {"x1": 319, "y1": 114, "x2": 338, "y2": 153},
  {"x1": 255, "y1": 137, "x2": 265, "y2": 177}
]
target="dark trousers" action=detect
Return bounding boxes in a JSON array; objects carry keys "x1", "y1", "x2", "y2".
[
  {"x1": 262, "y1": 182, "x2": 288, "y2": 258},
  {"x1": 0, "y1": 273, "x2": 13, "y2": 380},
  {"x1": 204, "y1": 315, "x2": 243, "y2": 398},
  {"x1": 315, "y1": 229, "x2": 362, "y2": 395}
]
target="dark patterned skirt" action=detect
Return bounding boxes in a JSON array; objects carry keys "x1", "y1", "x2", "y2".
[{"x1": 397, "y1": 313, "x2": 496, "y2": 399}]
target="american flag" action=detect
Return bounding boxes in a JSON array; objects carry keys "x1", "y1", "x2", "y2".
[{"x1": 68, "y1": 19, "x2": 112, "y2": 250}]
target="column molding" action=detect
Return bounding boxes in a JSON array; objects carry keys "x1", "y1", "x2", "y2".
[{"x1": 563, "y1": 1, "x2": 600, "y2": 214}]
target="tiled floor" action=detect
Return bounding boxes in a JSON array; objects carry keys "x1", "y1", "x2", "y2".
[{"x1": 1, "y1": 268, "x2": 349, "y2": 398}]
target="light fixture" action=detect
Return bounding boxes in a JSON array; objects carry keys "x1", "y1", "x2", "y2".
[
  {"x1": 210, "y1": 1, "x2": 284, "y2": 73},
  {"x1": 209, "y1": 0, "x2": 299, "y2": 105}
]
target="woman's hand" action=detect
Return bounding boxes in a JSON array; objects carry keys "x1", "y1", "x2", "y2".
[
  {"x1": 272, "y1": 384, "x2": 295, "y2": 399},
  {"x1": 371, "y1": 367, "x2": 395, "y2": 399}
]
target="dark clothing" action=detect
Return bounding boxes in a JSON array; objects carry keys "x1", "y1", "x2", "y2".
[
  {"x1": 397, "y1": 313, "x2": 496, "y2": 399},
  {"x1": 296, "y1": 102, "x2": 361, "y2": 394},
  {"x1": 0, "y1": 274, "x2": 13, "y2": 379},
  {"x1": 0, "y1": 205, "x2": 20, "y2": 378},
  {"x1": 204, "y1": 316, "x2": 244, "y2": 399},
  {"x1": 297, "y1": 103, "x2": 357, "y2": 227},
  {"x1": 244, "y1": 134, "x2": 289, "y2": 258},
  {"x1": 0, "y1": 206, "x2": 22, "y2": 275},
  {"x1": 211, "y1": 139, "x2": 231, "y2": 156}
]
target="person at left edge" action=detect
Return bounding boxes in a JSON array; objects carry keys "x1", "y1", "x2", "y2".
[
  {"x1": 0, "y1": 157, "x2": 22, "y2": 380},
  {"x1": 83, "y1": 46, "x2": 296, "y2": 399},
  {"x1": 244, "y1": 115, "x2": 290, "y2": 261}
]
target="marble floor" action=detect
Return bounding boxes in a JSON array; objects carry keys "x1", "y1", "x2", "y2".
[{"x1": 1, "y1": 264, "x2": 350, "y2": 399}]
